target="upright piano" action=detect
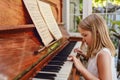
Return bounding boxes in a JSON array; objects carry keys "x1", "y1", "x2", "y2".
[{"x1": 0, "y1": 0, "x2": 82, "y2": 80}]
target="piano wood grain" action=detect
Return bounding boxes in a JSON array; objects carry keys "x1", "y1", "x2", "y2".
[
  {"x1": 0, "y1": 25, "x2": 44, "y2": 80},
  {"x1": 0, "y1": 24, "x2": 72, "y2": 80}
]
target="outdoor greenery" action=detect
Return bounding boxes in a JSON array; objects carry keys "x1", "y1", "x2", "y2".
[
  {"x1": 109, "y1": 19, "x2": 120, "y2": 48},
  {"x1": 109, "y1": 20, "x2": 120, "y2": 36},
  {"x1": 77, "y1": 0, "x2": 120, "y2": 49}
]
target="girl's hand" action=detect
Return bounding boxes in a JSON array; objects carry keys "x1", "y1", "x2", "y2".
[
  {"x1": 74, "y1": 48, "x2": 85, "y2": 56},
  {"x1": 68, "y1": 55, "x2": 84, "y2": 71}
]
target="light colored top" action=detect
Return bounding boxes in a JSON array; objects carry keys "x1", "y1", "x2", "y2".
[{"x1": 87, "y1": 48, "x2": 117, "y2": 80}]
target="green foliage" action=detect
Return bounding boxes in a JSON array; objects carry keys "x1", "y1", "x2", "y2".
[
  {"x1": 110, "y1": 20, "x2": 120, "y2": 36},
  {"x1": 75, "y1": 16, "x2": 81, "y2": 25},
  {"x1": 109, "y1": 20, "x2": 120, "y2": 49},
  {"x1": 92, "y1": 0, "x2": 120, "y2": 7},
  {"x1": 79, "y1": 0, "x2": 83, "y2": 13},
  {"x1": 79, "y1": 3, "x2": 83, "y2": 13},
  {"x1": 75, "y1": 15, "x2": 82, "y2": 32}
]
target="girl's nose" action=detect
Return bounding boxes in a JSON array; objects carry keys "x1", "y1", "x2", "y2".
[{"x1": 82, "y1": 38, "x2": 85, "y2": 42}]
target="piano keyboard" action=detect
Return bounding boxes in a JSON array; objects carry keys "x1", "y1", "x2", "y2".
[{"x1": 32, "y1": 41, "x2": 82, "y2": 80}]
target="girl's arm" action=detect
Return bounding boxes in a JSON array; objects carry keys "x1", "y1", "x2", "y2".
[
  {"x1": 71, "y1": 50, "x2": 112, "y2": 80},
  {"x1": 71, "y1": 56, "x2": 99, "y2": 80},
  {"x1": 97, "y1": 51, "x2": 112, "y2": 80}
]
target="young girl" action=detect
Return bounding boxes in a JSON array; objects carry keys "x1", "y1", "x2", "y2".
[{"x1": 69, "y1": 13, "x2": 117, "y2": 80}]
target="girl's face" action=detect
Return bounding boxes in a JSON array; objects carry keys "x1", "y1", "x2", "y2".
[{"x1": 79, "y1": 28, "x2": 93, "y2": 47}]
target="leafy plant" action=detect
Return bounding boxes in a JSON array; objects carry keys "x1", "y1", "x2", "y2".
[
  {"x1": 109, "y1": 20, "x2": 120, "y2": 49},
  {"x1": 109, "y1": 20, "x2": 120, "y2": 39}
]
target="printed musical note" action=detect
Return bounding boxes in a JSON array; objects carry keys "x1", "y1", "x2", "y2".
[
  {"x1": 23, "y1": 0, "x2": 53, "y2": 46},
  {"x1": 37, "y1": 0, "x2": 62, "y2": 40}
]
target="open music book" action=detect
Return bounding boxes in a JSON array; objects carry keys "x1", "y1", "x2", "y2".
[{"x1": 23, "y1": 0, "x2": 62, "y2": 46}]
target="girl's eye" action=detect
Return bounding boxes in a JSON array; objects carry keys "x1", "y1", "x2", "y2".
[{"x1": 83, "y1": 34, "x2": 87, "y2": 37}]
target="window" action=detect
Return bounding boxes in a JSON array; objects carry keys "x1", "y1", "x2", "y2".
[{"x1": 69, "y1": 0, "x2": 83, "y2": 33}]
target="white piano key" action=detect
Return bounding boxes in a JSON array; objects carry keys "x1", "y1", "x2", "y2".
[
  {"x1": 32, "y1": 78, "x2": 50, "y2": 80},
  {"x1": 55, "y1": 42, "x2": 82, "y2": 79},
  {"x1": 32, "y1": 41, "x2": 82, "y2": 80}
]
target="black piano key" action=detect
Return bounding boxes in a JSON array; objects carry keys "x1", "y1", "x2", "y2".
[
  {"x1": 48, "y1": 61, "x2": 64, "y2": 66},
  {"x1": 55, "y1": 41, "x2": 76, "y2": 57},
  {"x1": 41, "y1": 41, "x2": 77, "y2": 73},
  {"x1": 34, "y1": 73, "x2": 56, "y2": 79},
  {"x1": 41, "y1": 69, "x2": 59, "y2": 72},
  {"x1": 51, "y1": 56, "x2": 67, "y2": 61},
  {"x1": 42, "y1": 65, "x2": 61, "y2": 70},
  {"x1": 33, "y1": 41, "x2": 77, "y2": 79},
  {"x1": 41, "y1": 65, "x2": 61, "y2": 72}
]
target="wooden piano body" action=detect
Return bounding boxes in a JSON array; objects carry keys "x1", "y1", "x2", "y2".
[{"x1": 0, "y1": 0, "x2": 82, "y2": 80}]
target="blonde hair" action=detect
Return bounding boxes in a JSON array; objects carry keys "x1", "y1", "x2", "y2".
[{"x1": 78, "y1": 13, "x2": 115, "y2": 58}]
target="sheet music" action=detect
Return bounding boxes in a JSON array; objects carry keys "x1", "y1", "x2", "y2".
[
  {"x1": 23, "y1": 0, "x2": 53, "y2": 46},
  {"x1": 37, "y1": 0, "x2": 62, "y2": 40}
]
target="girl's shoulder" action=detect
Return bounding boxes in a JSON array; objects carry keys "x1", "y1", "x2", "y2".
[
  {"x1": 96, "y1": 48, "x2": 111, "y2": 57},
  {"x1": 94, "y1": 48, "x2": 112, "y2": 61}
]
